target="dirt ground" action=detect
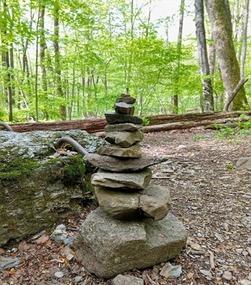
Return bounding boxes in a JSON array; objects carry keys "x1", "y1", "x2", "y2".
[{"x1": 0, "y1": 128, "x2": 250, "y2": 285}]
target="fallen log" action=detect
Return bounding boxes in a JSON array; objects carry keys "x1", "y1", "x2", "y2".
[
  {"x1": 10, "y1": 118, "x2": 106, "y2": 133},
  {"x1": 143, "y1": 116, "x2": 251, "y2": 133},
  {"x1": 146, "y1": 111, "x2": 251, "y2": 125},
  {"x1": 8, "y1": 111, "x2": 251, "y2": 133}
]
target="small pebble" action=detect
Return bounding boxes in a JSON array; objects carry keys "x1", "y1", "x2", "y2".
[
  {"x1": 222, "y1": 271, "x2": 232, "y2": 281},
  {"x1": 74, "y1": 275, "x2": 83, "y2": 283},
  {"x1": 54, "y1": 271, "x2": 64, "y2": 278}
]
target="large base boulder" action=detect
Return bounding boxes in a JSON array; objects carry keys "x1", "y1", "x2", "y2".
[{"x1": 74, "y1": 208, "x2": 187, "y2": 278}]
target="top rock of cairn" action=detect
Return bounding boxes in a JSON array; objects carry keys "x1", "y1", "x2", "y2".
[{"x1": 105, "y1": 93, "x2": 143, "y2": 125}]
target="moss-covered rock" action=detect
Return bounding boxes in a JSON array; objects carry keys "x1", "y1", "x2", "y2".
[{"x1": 0, "y1": 130, "x2": 102, "y2": 246}]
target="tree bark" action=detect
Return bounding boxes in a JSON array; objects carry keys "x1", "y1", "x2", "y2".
[
  {"x1": 1, "y1": 0, "x2": 14, "y2": 121},
  {"x1": 205, "y1": 0, "x2": 248, "y2": 110},
  {"x1": 53, "y1": 0, "x2": 66, "y2": 120},
  {"x1": 39, "y1": 4, "x2": 48, "y2": 100},
  {"x1": 194, "y1": 0, "x2": 214, "y2": 112},
  {"x1": 240, "y1": 0, "x2": 250, "y2": 79},
  {"x1": 172, "y1": 0, "x2": 185, "y2": 114}
]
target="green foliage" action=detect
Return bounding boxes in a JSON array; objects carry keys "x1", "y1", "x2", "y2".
[
  {"x1": 226, "y1": 162, "x2": 235, "y2": 171},
  {"x1": 0, "y1": 0, "x2": 250, "y2": 122},
  {"x1": 215, "y1": 115, "x2": 251, "y2": 139},
  {"x1": 192, "y1": 134, "x2": 205, "y2": 141},
  {"x1": 142, "y1": 117, "x2": 150, "y2": 126}
]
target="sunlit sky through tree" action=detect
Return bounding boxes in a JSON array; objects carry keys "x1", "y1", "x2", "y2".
[{"x1": 136, "y1": 0, "x2": 195, "y2": 41}]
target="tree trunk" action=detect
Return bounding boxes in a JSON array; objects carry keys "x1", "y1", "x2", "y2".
[
  {"x1": 35, "y1": 9, "x2": 40, "y2": 121},
  {"x1": 240, "y1": 0, "x2": 250, "y2": 79},
  {"x1": 40, "y1": 4, "x2": 47, "y2": 99},
  {"x1": 172, "y1": 0, "x2": 185, "y2": 114},
  {"x1": 205, "y1": 0, "x2": 248, "y2": 110},
  {"x1": 194, "y1": 0, "x2": 214, "y2": 112},
  {"x1": 53, "y1": 0, "x2": 66, "y2": 120},
  {"x1": 1, "y1": 0, "x2": 14, "y2": 121}
]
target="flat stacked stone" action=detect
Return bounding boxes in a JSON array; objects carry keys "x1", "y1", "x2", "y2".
[{"x1": 75, "y1": 94, "x2": 187, "y2": 278}]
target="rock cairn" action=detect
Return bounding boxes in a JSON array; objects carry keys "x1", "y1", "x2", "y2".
[{"x1": 75, "y1": 94, "x2": 187, "y2": 278}]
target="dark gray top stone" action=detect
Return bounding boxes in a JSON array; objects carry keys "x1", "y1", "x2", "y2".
[{"x1": 105, "y1": 113, "x2": 143, "y2": 125}]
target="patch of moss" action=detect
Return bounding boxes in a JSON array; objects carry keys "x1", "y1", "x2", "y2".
[
  {"x1": 0, "y1": 156, "x2": 39, "y2": 181},
  {"x1": 62, "y1": 155, "x2": 86, "y2": 186}
]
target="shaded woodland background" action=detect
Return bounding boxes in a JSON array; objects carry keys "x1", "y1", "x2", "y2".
[{"x1": 0, "y1": 0, "x2": 250, "y2": 123}]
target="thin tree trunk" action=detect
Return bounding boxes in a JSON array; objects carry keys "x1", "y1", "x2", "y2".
[
  {"x1": 53, "y1": 0, "x2": 66, "y2": 120},
  {"x1": 1, "y1": 0, "x2": 13, "y2": 121},
  {"x1": 240, "y1": 0, "x2": 250, "y2": 79},
  {"x1": 35, "y1": 9, "x2": 40, "y2": 121},
  {"x1": 40, "y1": 4, "x2": 47, "y2": 96},
  {"x1": 172, "y1": 0, "x2": 185, "y2": 114},
  {"x1": 195, "y1": 0, "x2": 214, "y2": 112}
]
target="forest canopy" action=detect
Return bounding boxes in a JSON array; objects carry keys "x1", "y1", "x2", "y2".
[{"x1": 0, "y1": 0, "x2": 250, "y2": 122}]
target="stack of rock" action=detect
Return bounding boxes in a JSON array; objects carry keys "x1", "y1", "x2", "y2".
[{"x1": 75, "y1": 94, "x2": 187, "y2": 279}]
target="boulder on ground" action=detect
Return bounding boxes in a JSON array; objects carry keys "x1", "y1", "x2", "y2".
[
  {"x1": 74, "y1": 208, "x2": 187, "y2": 278},
  {"x1": 0, "y1": 130, "x2": 101, "y2": 246}
]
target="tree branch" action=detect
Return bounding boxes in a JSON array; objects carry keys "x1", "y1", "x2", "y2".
[{"x1": 224, "y1": 78, "x2": 248, "y2": 111}]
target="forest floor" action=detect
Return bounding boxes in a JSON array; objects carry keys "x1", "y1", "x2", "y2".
[{"x1": 0, "y1": 128, "x2": 250, "y2": 285}]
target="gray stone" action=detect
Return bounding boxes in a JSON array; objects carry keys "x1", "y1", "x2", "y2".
[
  {"x1": 0, "y1": 130, "x2": 102, "y2": 246},
  {"x1": 105, "y1": 112, "x2": 143, "y2": 125},
  {"x1": 160, "y1": 263, "x2": 182, "y2": 278},
  {"x1": 91, "y1": 169, "x2": 152, "y2": 191},
  {"x1": 111, "y1": 274, "x2": 144, "y2": 285},
  {"x1": 74, "y1": 208, "x2": 187, "y2": 278},
  {"x1": 74, "y1": 276, "x2": 83, "y2": 283},
  {"x1": 115, "y1": 102, "x2": 134, "y2": 115},
  {"x1": 105, "y1": 123, "x2": 142, "y2": 133},
  {"x1": 51, "y1": 224, "x2": 67, "y2": 242},
  {"x1": 222, "y1": 271, "x2": 233, "y2": 281},
  {"x1": 97, "y1": 144, "x2": 142, "y2": 158},
  {"x1": 139, "y1": 184, "x2": 171, "y2": 220},
  {"x1": 0, "y1": 256, "x2": 19, "y2": 271},
  {"x1": 105, "y1": 131, "x2": 143, "y2": 148},
  {"x1": 94, "y1": 186, "x2": 139, "y2": 219},
  {"x1": 94, "y1": 183, "x2": 171, "y2": 220},
  {"x1": 54, "y1": 271, "x2": 64, "y2": 278},
  {"x1": 85, "y1": 153, "x2": 168, "y2": 172},
  {"x1": 237, "y1": 157, "x2": 251, "y2": 170}
]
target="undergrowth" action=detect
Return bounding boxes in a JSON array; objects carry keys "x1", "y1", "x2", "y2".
[{"x1": 214, "y1": 115, "x2": 251, "y2": 139}]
